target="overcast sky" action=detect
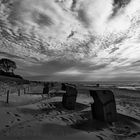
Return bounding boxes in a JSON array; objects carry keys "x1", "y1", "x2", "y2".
[{"x1": 0, "y1": 0, "x2": 140, "y2": 81}]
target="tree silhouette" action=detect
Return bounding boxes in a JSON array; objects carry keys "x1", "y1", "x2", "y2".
[{"x1": 0, "y1": 58, "x2": 17, "y2": 73}]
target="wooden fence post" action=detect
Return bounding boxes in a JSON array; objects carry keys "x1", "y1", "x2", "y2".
[
  {"x1": 28, "y1": 86, "x2": 30, "y2": 93},
  {"x1": 23, "y1": 88, "x2": 26, "y2": 94},
  {"x1": 6, "y1": 90, "x2": 10, "y2": 104},
  {"x1": 18, "y1": 89, "x2": 20, "y2": 96}
]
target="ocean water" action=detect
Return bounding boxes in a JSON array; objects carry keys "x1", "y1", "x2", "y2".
[{"x1": 71, "y1": 81, "x2": 140, "y2": 90}]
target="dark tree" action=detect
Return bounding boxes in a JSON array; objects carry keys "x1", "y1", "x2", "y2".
[{"x1": 0, "y1": 58, "x2": 17, "y2": 73}]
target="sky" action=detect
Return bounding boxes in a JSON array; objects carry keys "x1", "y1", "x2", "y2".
[{"x1": 0, "y1": 0, "x2": 140, "y2": 81}]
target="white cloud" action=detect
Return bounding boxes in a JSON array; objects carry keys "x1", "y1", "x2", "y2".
[{"x1": 0, "y1": 0, "x2": 140, "y2": 80}]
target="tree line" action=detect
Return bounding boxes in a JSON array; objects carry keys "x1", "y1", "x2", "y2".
[{"x1": 0, "y1": 58, "x2": 22, "y2": 79}]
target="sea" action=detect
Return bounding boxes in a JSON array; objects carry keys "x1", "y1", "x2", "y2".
[{"x1": 70, "y1": 81, "x2": 140, "y2": 90}]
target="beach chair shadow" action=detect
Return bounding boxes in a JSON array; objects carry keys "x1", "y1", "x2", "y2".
[
  {"x1": 71, "y1": 111, "x2": 140, "y2": 133},
  {"x1": 71, "y1": 110, "x2": 107, "y2": 132},
  {"x1": 47, "y1": 101, "x2": 89, "y2": 112}
]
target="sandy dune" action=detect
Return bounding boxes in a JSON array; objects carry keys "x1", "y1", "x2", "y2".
[{"x1": 0, "y1": 85, "x2": 140, "y2": 140}]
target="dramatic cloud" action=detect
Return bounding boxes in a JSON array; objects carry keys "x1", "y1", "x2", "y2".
[
  {"x1": 111, "y1": 0, "x2": 132, "y2": 18},
  {"x1": 0, "y1": 0, "x2": 140, "y2": 81}
]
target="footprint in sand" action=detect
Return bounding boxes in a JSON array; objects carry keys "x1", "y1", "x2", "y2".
[
  {"x1": 137, "y1": 132, "x2": 140, "y2": 135},
  {"x1": 96, "y1": 135, "x2": 104, "y2": 140},
  {"x1": 6, "y1": 112, "x2": 10, "y2": 115},
  {"x1": 129, "y1": 133, "x2": 137, "y2": 138},
  {"x1": 14, "y1": 114, "x2": 21, "y2": 117},
  {"x1": 27, "y1": 125, "x2": 31, "y2": 127},
  {"x1": 17, "y1": 118, "x2": 21, "y2": 121},
  {"x1": 129, "y1": 132, "x2": 140, "y2": 138},
  {"x1": 5, "y1": 125, "x2": 10, "y2": 128},
  {"x1": 99, "y1": 133, "x2": 107, "y2": 137},
  {"x1": 10, "y1": 120, "x2": 14, "y2": 124},
  {"x1": 19, "y1": 126, "x2": 24, "y2": 129}
]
